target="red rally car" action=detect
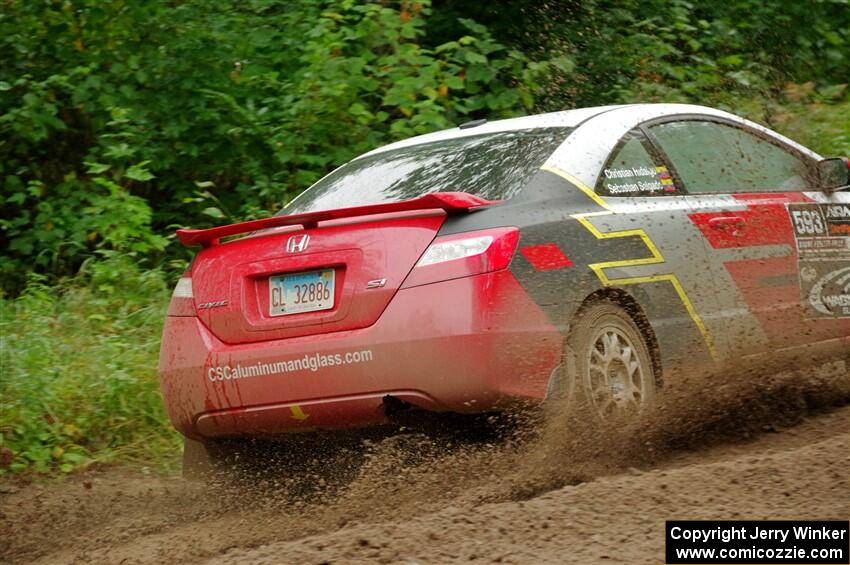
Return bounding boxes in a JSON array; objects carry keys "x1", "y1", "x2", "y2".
[{"x1": 159, "y1": 104, "x2": 850, "y2": 472}]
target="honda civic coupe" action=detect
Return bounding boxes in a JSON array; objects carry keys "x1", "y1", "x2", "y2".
[{"x1": 159, "y1": 103, "x2": 850, "y2": 473}]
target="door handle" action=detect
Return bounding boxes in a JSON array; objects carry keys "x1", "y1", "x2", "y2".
[{"x1": 708, "y1": 216, "x2": 745, "y2": 235}]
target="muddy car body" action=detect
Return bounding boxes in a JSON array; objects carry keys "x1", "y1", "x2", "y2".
[{"x1": 159, "y1": 104, "x2": 850, "y2": 464}]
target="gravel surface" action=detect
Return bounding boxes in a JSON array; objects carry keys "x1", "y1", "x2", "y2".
[{"x1": 2, "y1": 363, "x2": 848, "y2": 565}]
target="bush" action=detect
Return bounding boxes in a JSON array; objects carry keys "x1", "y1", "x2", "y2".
[
  {"x1": 0, "y1": 0, "x2": 549, "y2": 292},
  {"x1": 0, "y1": 259, "x2": 180, "y2": 474},
  {"x1": 765, "y1": 84, "x2": 850, "y2": 157},
  {"x1": 2, "y1": 1, "x2": 848, "y2": 292}
]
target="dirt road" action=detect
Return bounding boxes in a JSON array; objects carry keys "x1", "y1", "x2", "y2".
[{"x1": 2, "y1": 363, "x2": 848, "y2": 564}]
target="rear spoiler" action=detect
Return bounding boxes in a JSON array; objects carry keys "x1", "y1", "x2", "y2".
[{"x1": 176, "y1": 192, "x2": 496, "y2": 248}]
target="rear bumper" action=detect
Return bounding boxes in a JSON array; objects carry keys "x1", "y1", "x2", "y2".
[{"x1": 158, "y1": 270, "x2": 562, "y2": 439}]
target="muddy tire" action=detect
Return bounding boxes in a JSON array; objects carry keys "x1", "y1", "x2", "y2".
[{"x1": 558, "y1": 302, "x2": 657, "y2": 421}]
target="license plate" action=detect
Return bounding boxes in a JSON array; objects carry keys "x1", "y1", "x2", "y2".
[{"x1": 269, "y1": 269, "x2": 335, "y2": 317}]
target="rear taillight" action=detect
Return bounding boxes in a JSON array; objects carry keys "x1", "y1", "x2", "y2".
[
  {"x1": 401, "y1": 227, "x2": 519, "y2": 288},
  {"x1": 167, "y1": 276, "x2": 195, "y2": 316}
]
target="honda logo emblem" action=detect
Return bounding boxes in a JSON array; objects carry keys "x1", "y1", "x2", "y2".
[{"x1": 286, "y1": 234, "x2": 310, "y2": 253}]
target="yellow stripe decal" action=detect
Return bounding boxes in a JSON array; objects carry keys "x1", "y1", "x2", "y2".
[{"x1": 541, "y1": 165, "x2": 719, "y2": 361}]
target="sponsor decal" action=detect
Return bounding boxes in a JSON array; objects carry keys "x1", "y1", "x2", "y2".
[
  {"x1": 206, "y1": 349, "x2": 374, "y2": 382},
  {"x1": 824, "y1": 203, "x2": 850, "y2": 235},
  {"x1": 806, "y1": 263, "x2": 850, "y2": 317},
  {"x1": 788, "y1": 203, "x2": 850, "y2": 319}
]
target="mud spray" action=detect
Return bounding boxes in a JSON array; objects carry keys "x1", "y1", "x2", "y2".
[{"x1": 2, "y1": 361, "x2": 848, "y2": 564}]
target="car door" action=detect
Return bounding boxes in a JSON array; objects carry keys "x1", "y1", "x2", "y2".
[
  {"x1": 591, "y1": 128, "x2": 725, "y2": 371},
  {"x1": 643, "y1": 117, "x2": 850, "y2": 357}
]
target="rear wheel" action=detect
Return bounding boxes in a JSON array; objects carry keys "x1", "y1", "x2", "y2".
[{"x1": 563, "y1": 302, "x2": 657, "y2": 420}]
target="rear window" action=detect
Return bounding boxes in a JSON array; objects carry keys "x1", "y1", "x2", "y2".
[{"x1": 281, "y1": 128, "x2": 571, "y2": 214}]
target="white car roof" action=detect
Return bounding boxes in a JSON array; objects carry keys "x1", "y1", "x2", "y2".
[
  {"x1": 356, "y1": 103, "x2": 821, "y2": 190},
  {"x1": 357, "y1": 104, "x2": 625, "y2": 159},
  {"x1": 545, "y1": 103, "x2": 820, "y2": 189}
]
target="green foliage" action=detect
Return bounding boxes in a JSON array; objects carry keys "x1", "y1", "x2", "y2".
[
  {"x1": 761, "y1": 84, "x2": 850, "y2": 158},
  {"x1": 2, "y1": 1, "x2": 849, "y2": 291},
  {"x1": 0, "y1": 259, "x2": 180, "y2": 474},
  {"x1": 430, "y1": 0, "x2": 850, "y2": 108},
  {"x1": 1, "y1": 172, "x2": 169, "y2": 282},
  {"x1": 605, "y1": 0, "x2": 850, "y2": 106},
  {"x1": 0, "y1": 0, "x2": 545, "y2": 291}
]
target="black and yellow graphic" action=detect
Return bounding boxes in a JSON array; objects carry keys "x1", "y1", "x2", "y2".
[{"x1": 541, "y1": 164, "x2": 719, "y2": 361}]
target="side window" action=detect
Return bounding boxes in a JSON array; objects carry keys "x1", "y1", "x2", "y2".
[
  {"x1": 649, "y1": 120, "x2": 811, "y2": 194},
  {"x1": 598, "y1": 132, "x2": 679, "y2": 196}
]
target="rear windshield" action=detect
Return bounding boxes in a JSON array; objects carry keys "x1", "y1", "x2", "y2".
[{"x1": 281, "y1": 127, "x2": 571, "y2": 214}]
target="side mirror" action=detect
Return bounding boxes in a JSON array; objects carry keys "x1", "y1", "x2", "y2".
[{"x1": 817, "y1": 157, "x2": 850, "y2": 191}]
